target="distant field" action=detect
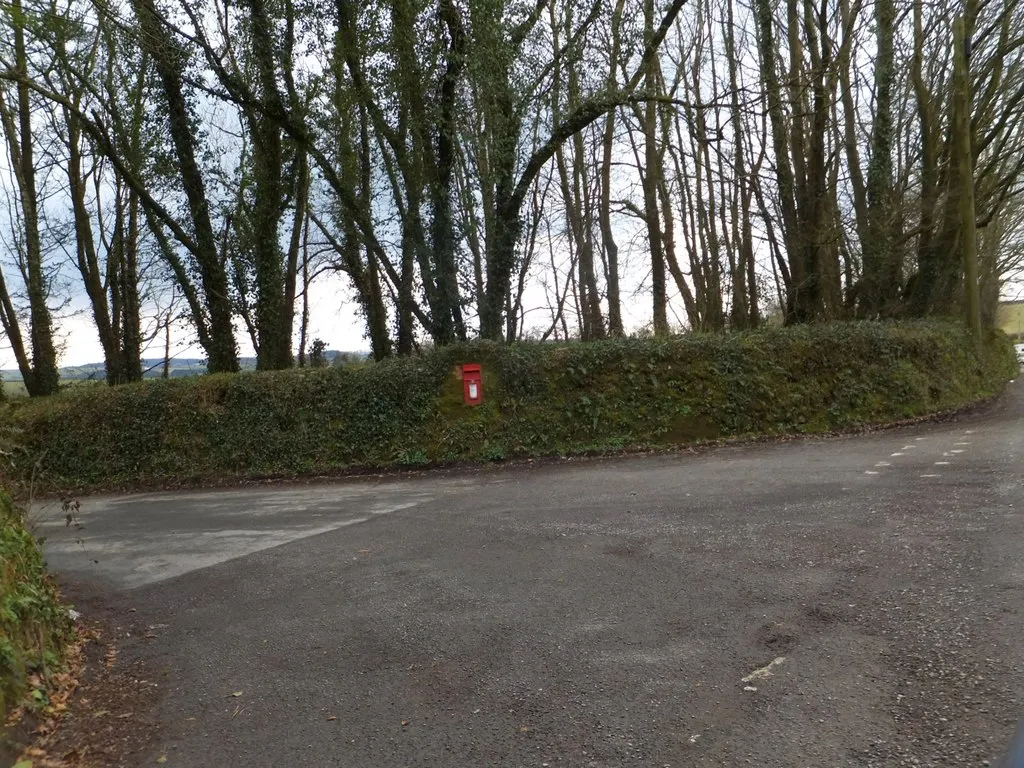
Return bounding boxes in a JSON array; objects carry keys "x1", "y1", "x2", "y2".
[
  {"x1": 2, "y1": 378, "x2": 107, "y2": 399},
  {"x1": 1, "y1": 351, "x2": 354, "y2": 398},
  {"x1": 2, "y1": 380, "x2": 27, "y2": 398}
]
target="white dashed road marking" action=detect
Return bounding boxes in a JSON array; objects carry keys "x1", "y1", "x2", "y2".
[{"x1": 871, "y1": 431, "x2": 974, "y2": 477}]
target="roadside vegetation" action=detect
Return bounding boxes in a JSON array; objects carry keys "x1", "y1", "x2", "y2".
[
  {"x1": 2, "y1": 321, "x2": 1016, "y2": 494},
  {"x1": 0, "y1": 493, "x2": 73, "y2": 728}
]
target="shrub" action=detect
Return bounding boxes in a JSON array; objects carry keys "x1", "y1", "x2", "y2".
[{"x1": 1, "y1": 321, "x2": 1017, "y2": 492}]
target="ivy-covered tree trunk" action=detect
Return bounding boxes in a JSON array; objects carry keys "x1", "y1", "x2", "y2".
[
  {"x1": 432, "y1": 0, "x2": 469, "y2": 344},
  {"x1": 118, "y1": 188, "x2": 144, "y2": 383},
  {"x1": 478, "y1": 54, "x2": 520, "y2": 342},
  {"x1": 247, "y1": 0, "x2": 292, "y2": 370},
  {"x1": 131, "y1": 0, "x2": 238, "y2": 373},
  {"x1": 953, "y1": 15, "x2": 982, "y2": 345},
  {"x1": 860, "y1": 0, "x2": 899, "y2": 316},
  {"x1": 0, "y1": 0, "x2": 60, "y2": 397},
  {"x1": 644, "y1": 0, "x2": 668, "y2": 335}
]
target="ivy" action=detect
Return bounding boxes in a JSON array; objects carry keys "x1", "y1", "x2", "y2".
[
  {"x1": 0, "y1": 493, "x2": 73, "y2": 718},
  {"x1": 1, "y1": 321, "x2": 1017, "y2": 492}
]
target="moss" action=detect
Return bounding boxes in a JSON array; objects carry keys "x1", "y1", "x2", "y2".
[{"x1": 0, "y1": 321, "x2": 1017, "y2": 493}]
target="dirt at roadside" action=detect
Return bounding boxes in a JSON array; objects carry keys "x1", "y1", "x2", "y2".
[{"x1": 4, "y1": 587, "x2": 161, "y2": 768}]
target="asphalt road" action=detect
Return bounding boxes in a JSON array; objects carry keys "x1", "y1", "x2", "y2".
[{"x1": 39, "y1": 379, "x2": 1024, "y2": 767}]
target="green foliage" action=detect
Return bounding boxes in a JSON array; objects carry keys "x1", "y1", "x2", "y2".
[
  {"x1": 1, "y1": 321, "x2": 1017, "y2": 492},
  {"x1": 0, "y1": 492, "x2": 73, "y2": 718},
  {"x1": 309, "y1": 339, "x2": 329, "y2": 369}
]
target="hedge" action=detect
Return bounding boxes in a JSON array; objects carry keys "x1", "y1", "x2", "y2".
[
  {"x1": 0, "y1": 492, "x2": 72, "y2": 720},
  {"x1": 1, "y1": 321, "x2": 1018, "y2": 492}
]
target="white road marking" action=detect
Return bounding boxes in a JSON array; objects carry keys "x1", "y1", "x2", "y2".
[
  {"x1": 950, "y1": 449, "x2": 965, "y2": 454},
  {"x1": 915, "y1": 437, "x2": 927, "y2": 441},
  {"x1": 875, "y1": 461, "x2": 891, "y2": 467},
  {"x1": 920, "y1": 474, "x2": 941, "y2": 478},
  {"x1": 891, "y1": 452, "x2": 905, "y2": 457},
  {"x1": 954, "y1": 442, "x2": 971, "y2": 446},
  {"x1": 935, "y1": 461, "x2": 950, "y2": 465},
  {"x1": 965, "y1": 430, "x2": 976, "y2": 434},
  {"x1": 902, "y1": 445, "x2": 916, "y2": 450},
  {"x1": 865, "y1": 470, "x2": 879, "y2": 475}
]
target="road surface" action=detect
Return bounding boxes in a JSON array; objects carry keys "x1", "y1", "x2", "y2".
[{"x1": 39, "y1": 379, "x2": 1024, "y2": 767}]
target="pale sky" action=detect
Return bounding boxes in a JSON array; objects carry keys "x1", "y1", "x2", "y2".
[
  {"x1": 14, "y1": 256, "x2": 1024, "y2": 371},
  {"x1": 17, "y1": 271, "x2": 368, "y2": 369},
  {"x1": 38, "y1": 260, "x2": 659, "y2": 369}
]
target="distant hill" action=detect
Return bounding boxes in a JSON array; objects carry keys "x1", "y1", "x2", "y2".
[{"x1": 1, "y1": 350, "x2": 353, "y2": 384}]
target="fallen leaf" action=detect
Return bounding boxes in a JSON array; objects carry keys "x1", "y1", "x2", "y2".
[
  {"x1": 326, "y1": 716, "x2": 337, "y2": 721},
  {"x1": 156, "y1": 756, "x2": 168, "y2": 764},
  {"x1": 92, "y1": 710, "x2": 111, "y2": 718},
  {"x1": 13, "y1": 761, "x2": 33, "y2": 768},
  {"x1": 228, "y1": 691, "x2": 243, "y2": 698},
  {"x1": 401, "y1": 720, "x2": 410, "y2": 727}
]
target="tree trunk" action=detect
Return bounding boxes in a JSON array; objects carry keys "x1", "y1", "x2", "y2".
[
  {"x1": 862, "y1": 0, "x2": 899, "y2": 316},
  {"x1": 907, "y1": 0, "x2": 942, "y2": 316},
  {"x1": 65, "y1": 108, "x2": 121, "y2": 383},
  {"x1": 953, "y1": 15, "x2": 982, "y2": 345},
  {"x1": 0, "y1": 0, "x2": 59, "y2": 396},
  {"x1": 754, "y1": 0, "x2": 802, "y2": 322},
  {"x1": 131, "y1": 0, "x2": 238, "y2": 372},
  {"x1": 479, "y1": 0, "x2": 688, "y2": 339},
  {"x1": 120, "y1": 188, "x2": 143, "y2": 382},
  {"x1": 247, "y1": 0, "x2": 292, "y2": 369},
  {"x1": 432, "y1": 0, "x2": 469, "y2": 343},
  {"x1": 644, "y1": 0, "x2": 668, "y2": 335},
  {"x1": 598, "y1": 0, "x2": 627, "y2": 337},
  {"x1": 725, "y1": 0, "x2": 750, "y2": 329}
]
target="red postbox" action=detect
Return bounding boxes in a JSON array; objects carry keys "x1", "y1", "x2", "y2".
[{"x1": 462, "y1": 363, "x2": 483, "y2": 406}]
